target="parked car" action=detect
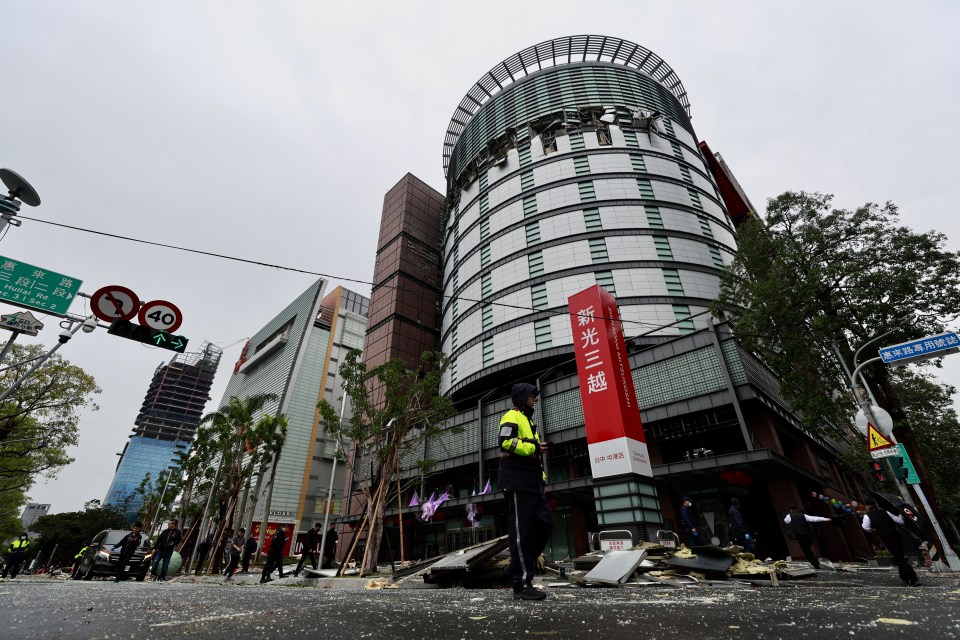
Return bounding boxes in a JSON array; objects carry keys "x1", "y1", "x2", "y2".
[{"x1": 72, "y1": 529, "x2": 153, "y2": 581}]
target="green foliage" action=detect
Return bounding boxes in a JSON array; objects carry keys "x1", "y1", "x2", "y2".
[
  {"x1": 715, "y1": 191, "x2": 960, "y2": 436},
  {"x1": 889, "y1": 370, "x2": 960, "y2": 516},
  {"x1": 28, "y1": 500, "x2": 127, "y2": 565},
  {"x1": 317, "y1": 350, "x2": 455, "y2": 574},
  {"x1": 0, "y1": 344, "x2": 100, "y2": 496}
]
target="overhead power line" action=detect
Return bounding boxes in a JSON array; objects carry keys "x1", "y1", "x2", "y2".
[{"x1": 18, "y1": 214, "x2": 717, "y2": 332}]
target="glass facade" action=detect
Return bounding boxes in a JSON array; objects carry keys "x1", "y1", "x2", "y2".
[
  {"x1": 104, "y1": 436, "x2": 185, "y2": 519},
  {"x1": 439, "y1": 36, "x2": 737, "y2": 398}
]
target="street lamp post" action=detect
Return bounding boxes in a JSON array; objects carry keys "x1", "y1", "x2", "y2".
[
  {"x1": 848, "y1": 353, "x2": 960, "y2": 572},
  {"x1": 318, "y1": 390, "x2": 350, "y2": 572}
]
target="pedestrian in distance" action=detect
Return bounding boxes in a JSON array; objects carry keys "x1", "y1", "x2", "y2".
[
  {"x1": 680, "y1": 497, "x2": 705, "y2": 547},
  {"x1": 294, "y1": 523, "x2": 322, "y2": 577},
  {"x1": 71, "y1": 540, "x2": 91, "y2": 578},
  {"x1": 322, "y1": 522, "x2": 338, "y2": 569},
  {"x1": 260, "y1": 524, "x2": 287, "y2": 583},
  {"x1": 783, "y1": 506, "x2": 831, "y2": 569},
  {"x1": 194, "y1": 533, "x2": 213, "y2": 575},
  {"x1": 112, "y1": 523, "x2": 144, "y2": 582},
  {"x1": 152, "y1": 519, "x2": 182, "y2": 581},
  {"x1": 241, "y1": 533, "x2": 257, "y2": 573},
  {"x1": 223, "y1": 528, "x2": 245, "y2": 580},
  {"x1": 861, "y1": 501, "x2": 920, "y2": 586},
  {"x1": 1, "y1": 533, "x2": 31, "y2": 578},
  {"x1": 499, "y1": 383, "x2": 552, "y2": 601},
  {"x1": 727, "y1": 498, "x2": 755, "y2": 552}
]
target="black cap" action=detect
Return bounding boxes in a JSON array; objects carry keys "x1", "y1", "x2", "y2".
[{"x1": 682, "y1": 496, "x2": 692, "y2": 502}]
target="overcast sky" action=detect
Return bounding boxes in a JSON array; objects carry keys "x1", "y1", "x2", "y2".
[{"x1": 4, "y1": 2, "x2": 959, "y2": 514}]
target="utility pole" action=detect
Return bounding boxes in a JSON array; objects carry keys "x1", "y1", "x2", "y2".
[{"x1": 319, "y1": 390, "x2": 350, "y2": 571}]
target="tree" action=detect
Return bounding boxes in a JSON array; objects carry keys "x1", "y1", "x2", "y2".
[
  {"x1": 28, "y1": 500, "x2": 127, "y2": 566},
  {"x1": 0, "y1": 344, "x2": 100, "y2": 496},
  {"x1": 318, "y1": 350, "x2": 456, "y2": 575},
  {"x1": 888, "y1": 370, "x2": 960, "y2": 518},
  {"x1": 189, "y1": 394, "x2": 281, "y2": 574},
  {"x1": 715, "y1": 191, "x2": 960, "y2": 521}
]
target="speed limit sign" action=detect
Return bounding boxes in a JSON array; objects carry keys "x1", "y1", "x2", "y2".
[{"x1": 138, "y1": 300, "x2": 183, "y2": 333}]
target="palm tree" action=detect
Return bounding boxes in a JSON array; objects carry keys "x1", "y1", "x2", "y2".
[{"x1": 194, "y1": 393, "x2": 277, "y2": 574}]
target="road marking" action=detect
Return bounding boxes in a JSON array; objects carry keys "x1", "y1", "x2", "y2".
[{"x1": 150, "y1": 612, "x2": 254, "y2": 628}]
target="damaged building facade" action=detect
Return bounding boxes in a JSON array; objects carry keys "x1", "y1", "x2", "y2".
[{"x1": 344, "y1": 35, "x2": 871, "y2": 567}]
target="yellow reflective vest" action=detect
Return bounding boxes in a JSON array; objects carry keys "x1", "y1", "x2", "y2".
[{"x1": 498, "y1": 409, "x2": 546, "y2": 491}]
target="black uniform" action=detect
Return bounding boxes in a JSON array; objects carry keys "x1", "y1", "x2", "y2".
[
  {"x1": 112, "y1": 531, "x2": 143, "y2": 582},
  {"x1": 2, "y1": 536, "x2": 30, "y2": 578},
  {"x1": 223, "y1": 534, "x2": 244, "y2": 578},
  {"x1": 241, "y1": 536, "x2": 257, "y2": 573},
  {"x1": 260, "y1": 529, "x2": 287, "y2": 583},
  {"x1": 294, "y1": 527, "x2": 321, "y2": 576},
  {"x1": 323, "y1": 527, "x2": 338, "y2": 568},
  {"x1": 499, "y1": 383, "x2": 552, "y2": 600},
  {"x1": 863, "y1": 507, "x2": 919, "y2": 585}
]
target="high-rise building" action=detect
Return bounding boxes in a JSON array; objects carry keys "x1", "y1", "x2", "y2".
[
  {"x1": 104, "y1": 343, "x2": 222, "y2": 519},
  {"x1": 216, "y1": 280, "x2": 368, "y2": 550},
  {"x1": 20, "y1": 503, "x2": 50, "y2": 531},
  {"x1": 355, "y1": 36, "x2": 873, "y2": 565}
]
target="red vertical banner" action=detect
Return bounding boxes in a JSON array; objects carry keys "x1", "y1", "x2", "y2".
[
  {"x1": 568, "y1": 285, "x2": 651, "y2": 478},
  {"x1": 250, "y1": 521, "x2": 295, "y2": 556}
]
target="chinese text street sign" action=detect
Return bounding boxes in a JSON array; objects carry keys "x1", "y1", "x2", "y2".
[
  {"x1": 878, "y1": 332, "x2": 960, "y2": 364},
  {"x1": 871, "y1": 444, "x2": 899, "y2": 460},
  {"x1": 0, "y1": 255, "x2": 82, "y2": 315},
  {"x1": 0, "y1": 310, "x2": 44, "y2": 336},
  {"x1": 568, "y1": 285, "x2": 651, "y2": 478}
]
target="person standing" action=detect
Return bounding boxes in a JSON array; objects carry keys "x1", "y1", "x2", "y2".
[
  {"x1": 680, "y1": 497, "x2": 704, "y2": 547},
  {"x1": 112, "y1": 523, "x2": 144, "y2": 582},
  {"x1": 727, "y1": 498, "x2": 754, "y2": 551},
  {"x1": 862, "y1": 503, "x2": 920, "y2": 586},
  {"x1": 260, "y1": 524, "x2": 287, "y2": 583},
  {"x1": 322, "y1": 523, "x2": 338, "y2": 569},
  {"x1": 194, "y1": 533, "x2": 213, "y2": 575},
  {"x1": 223, "y1": 528, "x2": 245, "y2": 580},
  {"x1": 153, "y1": 519, "x2": 182, "y2": 581},
  {"x1": 294, "y1": 523, "x2": 321, "y2": 577},
  {"x1": 241, "y1": 532, "x2": 257, "y2": 573},
  {"x1": 783, "y1": 507, "x2": 830, "y2": 569},
  {"x1": 1, "y1": 534, "x2": 31, "y2": 578},
  {"x1": 71, "y1": 540, "x2": 91, "y2": 578},
  {"x1": 499, "y1": 383, "x2": 551, "y2": 601}
]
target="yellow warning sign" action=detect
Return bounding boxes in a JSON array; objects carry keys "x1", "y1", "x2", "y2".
[{"x1": 867, "y1": 422, "x2": 894, "y2": 451}]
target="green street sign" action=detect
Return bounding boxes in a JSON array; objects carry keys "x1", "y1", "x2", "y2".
[
  {"x1": 0, "y1": 254, "x2": 82, "y2": 315},
  {"x1": 896, "y1": 447, "x2": 921, "y2": 485}
]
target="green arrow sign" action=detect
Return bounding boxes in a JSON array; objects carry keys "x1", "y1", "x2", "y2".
[{"x1": 896, "y1": 447, "x2": 920, "y2": 485}]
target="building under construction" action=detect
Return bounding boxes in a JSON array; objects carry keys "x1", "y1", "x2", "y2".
[{"x1": 104, "y1": 343, "x2": 222, "y2": 519}]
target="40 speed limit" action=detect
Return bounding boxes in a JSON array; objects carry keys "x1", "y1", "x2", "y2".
[{"x1": 138, "y1": 300, "x2": 183, "y2": 333}]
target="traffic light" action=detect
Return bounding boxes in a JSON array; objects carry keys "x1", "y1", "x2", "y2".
[
  {"x1": 108, "y1": 319, "x2": 189, "y2": 353},
  {"x1": 889, "y1": 456, "x2": 908, "y2": 481},
  {"x1": 869, "y1": 460, "x2": 886, "y2": 483}
]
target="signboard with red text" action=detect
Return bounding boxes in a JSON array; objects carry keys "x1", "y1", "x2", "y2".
[{"x1": 568, "y1": 285, "x2": 651, "y2": 479}]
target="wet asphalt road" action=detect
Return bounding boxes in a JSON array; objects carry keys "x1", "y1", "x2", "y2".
[{"x1": 0, "y1": 572, "x2": 959, "y2": 639}]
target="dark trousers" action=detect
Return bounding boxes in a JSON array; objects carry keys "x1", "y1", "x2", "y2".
[
  {"x1": 224, "y1": 554, "x2": 240, "y2": 577},
  {"x1": 322, "y1": 545, "x2": 336, "y2": 568},
  {"x1": 795, "y1": 533, "x2": 820, "y2": 569},
  {"x1": 241, "y1": 552, "x2": 252, "y2": 573},
  {"x1": 2, "y1": 551, "x2": 25, "y2": 578},
  {"x1": 505, "y1": 489, "x2": 553, "y2": 592},
  {"x1": 155, "y1": 548, "x2": 175, "y2": 579},
  {"x1": 881, "y1": 534, "x2": 918, "y2": 584},
  {"x1": 261, "y1": 554, "x2": 284, "y2": 581},
  {"x1": 685, "y1": 530, "x2": 705, "y2": 547},
  {"x1": 295, "y1": 550, "x2": 318, "y2": 574},
  {"x1": 115, "y1": 553, "x2": 135, "y2": 581}
]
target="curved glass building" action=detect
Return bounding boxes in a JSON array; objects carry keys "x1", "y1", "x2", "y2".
[{"x1": 440, "y1": 35, "x2": 737, "y2": 399}]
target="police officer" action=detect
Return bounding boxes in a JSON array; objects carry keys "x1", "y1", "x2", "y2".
[
  {"x1": 294, "y1": 523, "x2": 322, "y2": 577},
  {"x1": 111, "y1": 523, "x2": 144, "y2": 582},
  {"x1": 1, "y1": 534, "x2": 30, "y2": 578},
  {"x1": 72, "y1": 540, "x2": 91, "y2": 578},
  {"x1": 499, "y1": 383, "x2": 551, "y2": 601}
]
